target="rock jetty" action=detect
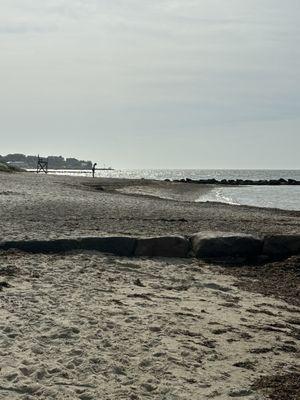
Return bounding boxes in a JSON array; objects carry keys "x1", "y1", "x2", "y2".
[
  {"x1": 1, "y1": 232, "x2": 300, "y2": 261},
  {"x1": 164, "y1": 178, "x2": 300, "y2": 185}
]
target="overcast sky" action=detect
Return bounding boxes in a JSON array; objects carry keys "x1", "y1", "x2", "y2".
[{"x1": 1, "y1": 0, "x2": 299, "y2": 168}]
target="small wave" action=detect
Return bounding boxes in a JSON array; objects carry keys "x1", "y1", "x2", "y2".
[
  {"x1": 196, "y1": 188, "x2": 240, "y2": 206},
  {"x1": 214, "y1": 189, "x2": 240, "y2": 206},
  {"x1": 196, "y1": 186, "x2": 300, "y2": 211}
]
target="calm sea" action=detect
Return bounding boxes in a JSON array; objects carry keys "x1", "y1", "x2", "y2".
[{"x1": 48, "y1": 169, "x2": 300, "y2": 211}]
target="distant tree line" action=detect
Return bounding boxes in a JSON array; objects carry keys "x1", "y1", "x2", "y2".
[{"x1": 0, "y1": 154, "x2": 93, "y2": 170}]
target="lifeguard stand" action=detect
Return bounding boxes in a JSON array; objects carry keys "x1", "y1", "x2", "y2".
[{"x1": 36, "y1": 155, "x2": 48, "y2": 174}]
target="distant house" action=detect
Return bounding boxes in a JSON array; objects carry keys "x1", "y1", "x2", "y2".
[
  {"x1": 6, "y1": 161, "x2": 28, "y2": 168},
  {"x1": 80, "y1": 162, "x2": 91, "y2": 169}
]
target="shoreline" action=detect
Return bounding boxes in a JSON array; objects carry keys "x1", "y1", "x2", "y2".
[
  {"x1": 115, "y1": 181, "x2": 213, "y2": 203},
  {"x1": 0, "y1": 172, "x2": 299, "y2": 244},
  {"x1": 29, "y1": 169, "x2": 300, "y2": 211},
  {"x1": 117, "y1": 183, "x2": 300, "y2": 212}
]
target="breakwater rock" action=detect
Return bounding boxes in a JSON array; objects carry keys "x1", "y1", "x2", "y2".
[
  {"x1": 135, "y1": 235, "x2": 189, "y2": 258},
  {"x1": 1, "y1": 232, "x2": 300, "y2": 261},
  {"x1": 164, "y1": 178, "x2": 300, "y2": 185},
  {"x1": 191, "y1": 232, "x2": 263, "y2": 258}
]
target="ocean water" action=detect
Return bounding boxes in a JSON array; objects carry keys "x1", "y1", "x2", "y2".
[
  {"x1": 196, "y1": 185, "x2": 300, "y2": 211},
  {"x1": 47, "y1": 169, "x2": 300, "y2": 211}
]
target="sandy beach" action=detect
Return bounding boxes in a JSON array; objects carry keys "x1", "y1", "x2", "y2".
[
  {"x1": 0, "y1": 172, "x2": 299, "y2": 399},
  {"x1": 2, "y1": 0, "x2": 300, "y2": 397},
  {"x1": 0, "y1": 172, "x2": 299, "y2": 242}
]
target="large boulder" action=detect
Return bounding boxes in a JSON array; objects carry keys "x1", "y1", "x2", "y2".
[
  {"x1": 191, "y1": 232, "x2": 263, "y2": 259},
  {"x1": 135, "y1": 235, "x2": 190, "y2": 258},
  {"x1": 263, "y1": 235, "x2": 300, "y2": 258},
  {"x1": 78, "y1": 236, "x2": 136, "y2": 256}
]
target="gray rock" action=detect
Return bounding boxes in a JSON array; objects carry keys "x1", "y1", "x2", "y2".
[
  {"x1": 0, "y1": 236, "x2": 136, "y2": 256},
  {"x1": 191, "y1": 231, "x2": 263, "y2": 259},
  {"x1": 263, "y1": 235, "x2": 300, "y2": 257},
  {"x1": 78, "y1": 236, "x2": 136, "y2": 256},
  {"x1": 135, "y1": 235, "x2": 190, "y2": 257},
  {"x1": 0, "y1": 239, "x2": 80, "y2": 253}
]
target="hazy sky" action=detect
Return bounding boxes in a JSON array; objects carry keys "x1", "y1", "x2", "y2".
[{"x1": 1, "y1": 0, "x2": 299, "y2": 168}]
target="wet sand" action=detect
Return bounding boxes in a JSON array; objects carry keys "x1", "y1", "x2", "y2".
[{"x1": 0, "y1": 172, "x2": 299, "y2": 242}]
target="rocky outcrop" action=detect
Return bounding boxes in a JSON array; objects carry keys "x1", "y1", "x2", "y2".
[
  {"x1": 134, "y1": 235, "x2": 190, "y2": 257},
  {"x1": 191, "y1": 232, "x2": 263, "y2": 259}
]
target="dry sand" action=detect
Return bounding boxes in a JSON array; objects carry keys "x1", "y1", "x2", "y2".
[{"x1": 0, "y1": 250, "x2": 299, "y2": 400}]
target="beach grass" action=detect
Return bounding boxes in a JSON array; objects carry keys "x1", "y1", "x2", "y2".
[{"x1": 0, "y1": 162, "x2": 23, "y2": 173}]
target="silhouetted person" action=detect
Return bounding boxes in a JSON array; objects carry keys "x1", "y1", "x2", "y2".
[{"x1": 92, "y1": 163, "x2": 97, "y2": 178}]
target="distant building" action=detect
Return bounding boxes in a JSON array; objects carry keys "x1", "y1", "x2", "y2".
[
  {"x1": 0, "y1": 154, "x2": 93, "y2": 170},
  {"x1": 6, "y1": 161, "x2": 28, "y2": 168}
]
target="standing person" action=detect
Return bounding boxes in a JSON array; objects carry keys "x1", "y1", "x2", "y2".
[{"x1": 92, "y1": 163, "x2": 97, "y2": 178}]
